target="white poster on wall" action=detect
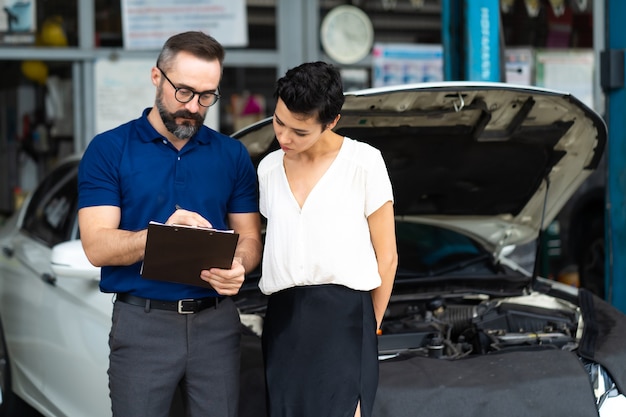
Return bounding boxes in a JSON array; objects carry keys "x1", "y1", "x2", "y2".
[
  {"x1": 94, "y1": 58, "x2": 219, "y2": 135},
  {"x1": 535, "y1": 49, "x2": 595, "y2": 110},
  {"x1": 121, "y1": 0, "x2": 247, "y2": 50},
  {"x1": 505, "y1": 48, "x2": 534, "y2": 86},
  {"x1": 372, "y1": 43, "x2": 444, "y2": 88}
]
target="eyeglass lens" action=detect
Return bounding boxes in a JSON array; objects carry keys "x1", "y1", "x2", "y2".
[
  {"x1": 175, "y1": 89, "x2": 219, "y2": 107},
  {"x1": 158, "y1": 67, "x2": 220, "y2": 107}
]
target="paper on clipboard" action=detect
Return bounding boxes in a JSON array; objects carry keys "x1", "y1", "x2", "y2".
[{"x1": 141, "y1": 221, "x2": 239, "y2": 288}]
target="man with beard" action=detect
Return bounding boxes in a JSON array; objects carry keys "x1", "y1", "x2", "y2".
[{"x1": 77, "y1": 31, "x2": 262, "y2": 417}]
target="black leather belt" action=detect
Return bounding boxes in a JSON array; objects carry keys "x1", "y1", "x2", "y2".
[{"x1": 116, "y1": 293, "x2": 223, "y2": 314}]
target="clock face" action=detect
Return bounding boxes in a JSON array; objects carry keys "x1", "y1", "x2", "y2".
[{"x1": 320, "y1": 5, "x2": 374, "y2": 65}]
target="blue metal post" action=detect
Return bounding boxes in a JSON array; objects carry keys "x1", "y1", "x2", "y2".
[
  {"x1": 441, "y1": 0, "x2": 462, "y2": 80},
  {"x1": 464, "y1": 0, "x2": 501, "y2": 81},
  {"x1": 605, "y1": 0, "x2": 626, "y2": 312},
  {"x1": 441, "y1": 0, "x2": 501, "y2": 81}
]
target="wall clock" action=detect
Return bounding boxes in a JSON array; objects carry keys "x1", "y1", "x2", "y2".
[{"x1": 320, "y1": 5, "x2": 374, "y2": 65}]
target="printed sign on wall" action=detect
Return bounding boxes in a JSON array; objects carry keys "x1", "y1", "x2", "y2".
[{"x1": 122, "y1": 0, "x2": 247, "y2": 50}]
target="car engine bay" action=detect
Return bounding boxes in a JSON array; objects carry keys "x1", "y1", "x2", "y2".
[{"x1": 378, "y1": 292, "x2": 581, "y2": 359}]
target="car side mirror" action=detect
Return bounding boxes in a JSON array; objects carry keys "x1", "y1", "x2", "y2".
[{"x1": 51, "y1": 239, "x2": 100, "y2": 280}]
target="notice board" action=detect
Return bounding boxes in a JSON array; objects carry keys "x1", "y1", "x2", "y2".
[
  {"x1": 94, "y1": 58, "x2": 219, "y2": 135},
  {"x1": 121, "y1": 0, "x2": 247, "y2": 50},
  {"x1": 535, "y1": 49, "x2": 595, "y2": 110}
]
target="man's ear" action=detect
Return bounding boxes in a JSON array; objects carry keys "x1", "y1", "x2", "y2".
[{"x1": 150, "y1": 67, "x2": 160, "y2": 87}]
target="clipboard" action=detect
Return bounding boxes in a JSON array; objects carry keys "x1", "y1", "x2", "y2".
[{"x1": 141, "y1": 221, "x2": 239, "y2": 288}]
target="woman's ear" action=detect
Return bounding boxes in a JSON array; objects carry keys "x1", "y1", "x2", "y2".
[{"x1": 326, "y1": 114, "x2": 341, "y2": 131}]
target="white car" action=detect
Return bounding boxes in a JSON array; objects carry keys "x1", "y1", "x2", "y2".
[
  {"x1": 2, "y1": 82, "x2": 626, "y2": 417},
  {"x1": 0, "y1": 157, "x2": 111, "y2": 416}
]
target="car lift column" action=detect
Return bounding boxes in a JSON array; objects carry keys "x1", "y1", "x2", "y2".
[
  {"x1": 602, "y1": 0, "x2": 626, "y2": 313},
  {"x1": 441, "y1": 0, "x2": 502, "y2": 82}
]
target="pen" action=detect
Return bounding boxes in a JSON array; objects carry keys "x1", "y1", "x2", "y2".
[{"x1": 175, "y1": 204, "x2": 182, "y2": 210}]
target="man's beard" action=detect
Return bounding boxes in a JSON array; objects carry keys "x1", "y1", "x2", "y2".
[{"x1": 156, "y1": 93, "x2": 206, "y2": 140}]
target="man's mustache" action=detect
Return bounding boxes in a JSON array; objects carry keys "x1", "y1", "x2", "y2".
[{"x1": 171, "y1": 111, "x2": 203, "y2": 122}]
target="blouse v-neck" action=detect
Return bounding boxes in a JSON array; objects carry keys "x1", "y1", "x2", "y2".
[{"x1": 281, "y1": 137, "x2": 346, "y2": 210}]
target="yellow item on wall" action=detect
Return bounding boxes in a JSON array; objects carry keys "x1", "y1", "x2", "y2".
[
  {"x1": 37, "y1": 16, "x2": 68, "y2": 47},
  {"x1": 21, "y1": 60, "x2": 48, "y2": 85}
]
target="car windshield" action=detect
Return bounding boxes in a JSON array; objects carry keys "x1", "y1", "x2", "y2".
[{"x1": 395, "y1": 221, "x2": 493, "y2": 278}]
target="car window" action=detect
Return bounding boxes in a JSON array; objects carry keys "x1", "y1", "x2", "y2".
[
  {"x1": 22, "y1": 161, "x2": 79, "y2": 247},
  {"x1": 396, "y1": 221, "x2": 485, "y2": 275}
]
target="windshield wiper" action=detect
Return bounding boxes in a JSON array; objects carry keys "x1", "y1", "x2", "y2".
[
  {"x1": 426, "y1": 252, "x2": 493, "y2": 276},
  {"x1": 395, "y1": 252, "x2": 494, "y2": 280}
]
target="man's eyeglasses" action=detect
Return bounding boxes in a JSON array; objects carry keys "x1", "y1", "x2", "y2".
[{"x1": 157, "y1": 67, "x2": 220, "y2": 108}]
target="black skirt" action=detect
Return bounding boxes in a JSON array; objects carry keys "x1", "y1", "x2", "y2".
[{"x1": 262, "y1": 284, "x2": 379, "y2": 417}]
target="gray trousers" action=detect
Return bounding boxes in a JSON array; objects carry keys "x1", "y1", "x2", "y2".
[{"x1": 108, "y1": 297, "x2": 241, "y2": 417}]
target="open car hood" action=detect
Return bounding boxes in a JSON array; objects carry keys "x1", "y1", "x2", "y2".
[{"x1": 233, "y1": 81, "x2": 606, "y2": 255}]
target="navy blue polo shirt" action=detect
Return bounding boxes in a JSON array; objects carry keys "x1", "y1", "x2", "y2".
[{"x1": 78, "y1": 108, "x2": 259, "y2": 300}]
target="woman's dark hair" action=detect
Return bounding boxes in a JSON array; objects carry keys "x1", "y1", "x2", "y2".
[
  {"x1": 156, "y1": 31, "x2": 225, "y2": 72},
  {"x1": 274, "y1": 61, "x2": 345, "y2": 128}
]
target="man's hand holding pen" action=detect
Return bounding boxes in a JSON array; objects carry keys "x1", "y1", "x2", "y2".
[{"x1": 166, "y1": 204, "x2": 213, "y2": 228}]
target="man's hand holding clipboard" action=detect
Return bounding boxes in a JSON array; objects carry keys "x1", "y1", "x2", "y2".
[{"x1": 140, "y1": 199, "x2": 244, "y2": 293}]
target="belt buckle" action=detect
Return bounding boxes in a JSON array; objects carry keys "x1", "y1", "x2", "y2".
[{"x1": 177, "y1": 299, "x2": 196, "y2": 314}]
